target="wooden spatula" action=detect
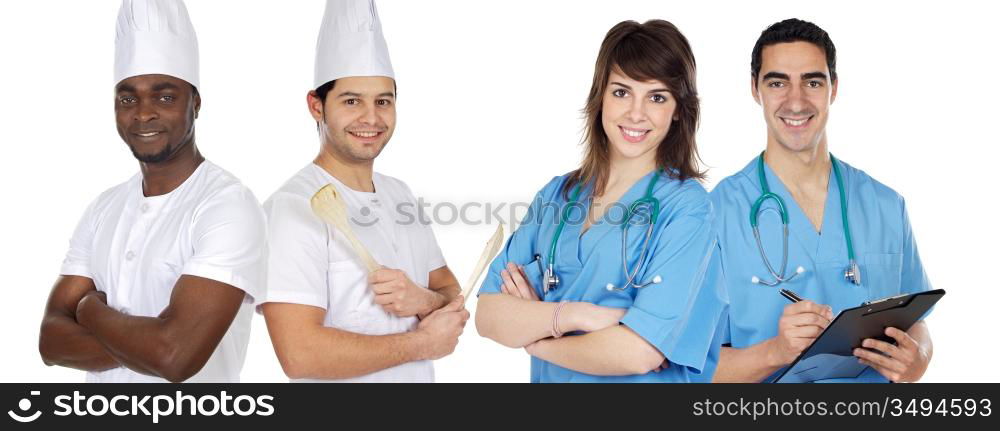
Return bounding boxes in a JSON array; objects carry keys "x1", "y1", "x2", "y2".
[
  {"x1": 310, "y1": 183, "x2": 380, "y2": 273},
  {"x1": 461, "y1": 224, "x2": 505, "y2": 304}
]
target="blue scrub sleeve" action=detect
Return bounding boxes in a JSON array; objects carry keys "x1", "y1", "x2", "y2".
[
  {"x1": 689, "y1": 300, "x2": 731, "y2": 383},
  {"x1": 620, "y1": 199, "x2": 728, "y2": 374},
  {"x1": 715, "y1": 241, "x2": 734, "y2": 346}
]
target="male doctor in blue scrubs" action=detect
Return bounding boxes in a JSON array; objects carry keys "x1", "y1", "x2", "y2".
[{"x1": 710, "y1": 19, "x2": 934, "y2": 382}]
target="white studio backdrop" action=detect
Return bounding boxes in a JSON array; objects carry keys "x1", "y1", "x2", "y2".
[{"x1": 0, "y1": 0, "x2": 996, "y2": 383}]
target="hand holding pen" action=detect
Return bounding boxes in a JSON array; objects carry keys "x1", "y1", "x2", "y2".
[
  {"x1": 768, "y1": 289, "x2": 835, "y2": 366},
  {"x1": 779, "y1": 288, "x2": 803, "y2": 303}
]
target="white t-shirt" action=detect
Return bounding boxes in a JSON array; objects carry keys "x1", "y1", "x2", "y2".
[
  {"x1": 262, "y1": 164, "x2": 446, "y2": 383},
  {"x1": 60, "y1": 160, "x2": 266, "y2": 383}
]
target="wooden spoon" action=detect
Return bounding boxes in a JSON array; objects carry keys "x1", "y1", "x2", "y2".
[
  {"x1": 310, "y1": 183, "x2": 380, "y2": 272},
  {"x1": 461, "y1": 224, "x2": 505, "y2": 304}
]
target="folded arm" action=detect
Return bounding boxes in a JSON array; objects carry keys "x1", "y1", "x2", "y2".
[
  {"x1": 262, "y1": 298, "x2": 468, "y2": 380},
  {"x1": 75, "y1": 274, "x2": 246, "y2": 382},
  {"x1": 38, "y1": 275, "x2": 119, "y2": 372},
  {"x1": 370, "y1": 265, "x2": 462, "y2": 319},
  {"x1": 262, "y1": 302, "x2": 427, "y2": 379},
  {"x1": 476, "y1": 263, "x2": 626, "y2": 348},
  {"x1": 526, "y1": 324, "x2": 666, "y2": 376},
  {"x1": 475, "y1": 294, "x2": 565, "y2": 348},
  {"x1": 425, "y1": 265, "x2": 461, "y2": 312}
]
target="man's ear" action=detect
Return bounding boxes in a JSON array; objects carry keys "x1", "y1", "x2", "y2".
[
  {"x1": 830, "y1": 78, "x2": 838, "y2": 105},
  {"x1": 193, "y1": 91, "x2": 202, "y2": 119},
  {"x1": 307, "y1": 90, "x2": 325, "y2": 123},
  {"x1": 750, "y1": 76, "x2": 761, "y2": 105}
]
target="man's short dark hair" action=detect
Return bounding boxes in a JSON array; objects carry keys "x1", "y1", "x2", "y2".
[
  {"x1": 751, "y1": 18, "x2": 837, "y2": 85},
  {"x1": 315, "y1": 80, "x2": 336, "y2": 104}
]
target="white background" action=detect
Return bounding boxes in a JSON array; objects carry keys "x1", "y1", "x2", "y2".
[{"x1": 1, "y1": 0, "x2": 996, "y2": 383}]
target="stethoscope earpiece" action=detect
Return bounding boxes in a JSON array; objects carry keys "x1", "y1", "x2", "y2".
[{"x1": 607, "y1": 273, "x2": 662, "y2": 292}]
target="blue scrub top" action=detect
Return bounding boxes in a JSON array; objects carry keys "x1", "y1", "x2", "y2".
[
  {"x1": 479, "y1": 170, "x2": 728, "y2": 383},
  {"x1": 710, "y1": 157, "x2": 932, "y2": 383}
]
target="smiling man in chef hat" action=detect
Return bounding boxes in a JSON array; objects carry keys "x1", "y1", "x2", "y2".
[
  {"x1": 259, "y1": 0, "x2": 469, "y2": 383},
  {"x1": 39, "y1": 0, "x2": 266, "y2": 383}
]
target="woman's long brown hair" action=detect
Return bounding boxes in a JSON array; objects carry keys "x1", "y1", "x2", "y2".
[{"x1": 563, "y1": 20, "x2": 704, "y2": 198}]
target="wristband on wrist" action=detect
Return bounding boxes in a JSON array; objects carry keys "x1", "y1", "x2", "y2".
[{"x1": 551, "y1": 300, "x2": 569, "y2": 338}]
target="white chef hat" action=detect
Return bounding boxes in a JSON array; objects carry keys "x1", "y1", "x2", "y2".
[
  {"x1": 114, "y1": 0, "x2": 200, "y2": 89},
  {"x1": 314, "y1": 0, "x2": 395, "y2": 89}
]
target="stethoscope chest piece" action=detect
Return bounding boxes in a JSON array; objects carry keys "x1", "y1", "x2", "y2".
[
  {"x1": 543, "y1": 262, "x2": 560, "y2": 294},
  {"x1": 844, "y1": 260, "x2": 861, "y2": 286},
  {"x1": 543, "y1": 170, "x2": 665, "y2": 294}
]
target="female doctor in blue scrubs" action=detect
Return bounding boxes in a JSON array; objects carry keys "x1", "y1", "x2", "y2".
[
  {"x1": 710, "y1": 19, "x2": 934, "y2": 383},
  {"x1": 474, "y1": 20, "x2": 727, "y2": 383}
]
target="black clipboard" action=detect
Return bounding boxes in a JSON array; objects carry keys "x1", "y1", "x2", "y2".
[{"x1": 773, "y1": 289, "x2": 945, "y2": 383}]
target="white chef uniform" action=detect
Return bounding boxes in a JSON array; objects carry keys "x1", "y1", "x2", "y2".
[
  {"x1": 60, "y1": 161, "x2": 266, "y2": 383},
  {"x1": 262, "y1": 164, "x2": 446, "y2": 383}
]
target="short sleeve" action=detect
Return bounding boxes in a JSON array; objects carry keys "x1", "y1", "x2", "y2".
[
  {"x1": 415, "y1": 191, "x2": 446, "y2": 272},
  {"x1": 60, "y1": 198, "x2": 98, "y2": 279},
  {"x1": 620, "y1": 196, "x2": 728, "y2": 374},
  {"x1": 422, "y1": 224, "x2": 447, "y2": 272},
  {"x1": 181, "y1": 186, "x2": 268, "y2": 303},
  {"x1": 720, "y1": 310, "x2": 733, "y2": 346},
  {"x1": 716, "y1": 241, "x2": 734, "y2": 346},
  {"x1": 259, "y1": 192, "x2": 329, "y2": 310},
  {"x1": 478, "y1": 188, "x2": 547, "y2": 298}
]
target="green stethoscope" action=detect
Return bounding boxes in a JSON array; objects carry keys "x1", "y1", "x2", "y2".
[
  {"x1": 540, "y1": 169, "x2": 665, "y2": 293},
  {"x1": 749, "y1": 151, "x2": 861, "y2": 287}
]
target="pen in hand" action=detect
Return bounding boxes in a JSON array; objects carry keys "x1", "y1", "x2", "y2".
[{"x1": 779, "y1": 288, "x2": 803, "y2": 303}]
